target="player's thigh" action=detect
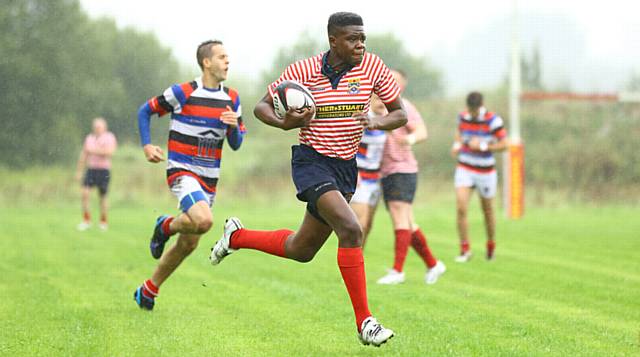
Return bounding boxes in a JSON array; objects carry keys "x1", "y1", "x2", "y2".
[
  {"x1": 386, "y1": 200, "x2": 412, "y2": 229},
  {"x1": 171, "y1": 175, "x2": 213, "y2": 218},
  {"x1": 456, "y1": 186, "x2": 473, "y2": 211},
  {"x1": 185, "y1": 201, "x2": 212, "y2": 225},
  {"x1": 316, "y1": 190, "x2": 362, "y2": 242},
  {"x1": 350, "y1": 202, "x2": 371, "y2": 229}
]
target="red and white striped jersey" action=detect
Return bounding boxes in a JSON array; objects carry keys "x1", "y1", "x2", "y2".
[{"x1": 268, "y1": 52, "x2": 401, "y2": 160}]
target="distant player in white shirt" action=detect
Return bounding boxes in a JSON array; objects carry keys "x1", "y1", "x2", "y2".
[{"x1": 350, "y1": 95, "x2": 386, "y2": 245}]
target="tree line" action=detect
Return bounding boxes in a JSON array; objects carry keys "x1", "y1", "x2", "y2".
[{"x1": 0, "y1": 0, "x2": 184, "y2": 167}]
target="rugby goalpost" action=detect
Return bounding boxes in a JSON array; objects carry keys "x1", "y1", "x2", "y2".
[{"x1": 502, "y1": 0, "x2": 640, "y2": 219}]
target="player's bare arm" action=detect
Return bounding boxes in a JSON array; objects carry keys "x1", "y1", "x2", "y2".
[
  {"x1": 467, "y1": 136, "x2": 509, "y2": 152},
  {"x1": 75, "y1": 149, "x2": 87, "y2": 182},
  {"x1": 366, "y1": 97, "x2": 407, "y2": 130},
  {"x1": 86, "y1": 146, "x2": 116, "y2": 157},
  {"x1": 488, "y1": 137, "x2": 509, "y2": 152},
  {"x1": 451, "y1": 132, "x2": 462, "y2": 158},
  {"x1": 254, "y1": 92, "x2": 315, "y2": 130},
  {"x1": 404, "y1": 117, "x2": 427, "y2": 145}
]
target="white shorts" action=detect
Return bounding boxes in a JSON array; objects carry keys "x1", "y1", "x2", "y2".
[
  {"x1": 454, "y1": 166, "x2": 497, "y2": 198},
  {"x1": 351, "y1": 180, "x2": 382, "y2": 206},
  {"x1": 170, "y1": 175, "x2": 215, "y2": 212}
]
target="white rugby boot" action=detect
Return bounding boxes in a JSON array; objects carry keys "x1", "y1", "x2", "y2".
[
  {"x1": 454, "y1": 251, "x2": 473, "y2": 263},
  {"x1": 77, "y1": 221, "x2": 91, "y2": 231},
  {"x1": 376, "y1": 269, "x2": 405, "y2": 285},
  {"x1": 359, "y1": 316, "x2": 395, "y2": 346},
  {"x1": 425, "y1": 260, "x2": 446, "y2": 285},
  {"x1": 209, "y1": 217, "x2": 243, "y2": 265}
]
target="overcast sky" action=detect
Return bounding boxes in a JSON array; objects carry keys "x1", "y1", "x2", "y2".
[{"x1": 80, "y1": 0, "x2": 639, "y2": 93}]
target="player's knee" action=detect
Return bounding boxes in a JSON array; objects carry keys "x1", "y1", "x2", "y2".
[
  {"x1": 293, "y1": 249, "x2": 317, "y2": 263},
  {"x1": 336, "y1": 220, "x2": 363, "y2": 246},
  {"x1": 193, "y1": 216, "x2": 213, "y2": 234}
]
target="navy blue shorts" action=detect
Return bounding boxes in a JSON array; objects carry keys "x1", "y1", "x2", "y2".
[
  {"x1": 83, "y1": 168, "x2": 111, "y2": 196},
  {"x1": 382, "y1": 173, "x2": 417, "y2": 203},
  {"x1": 291, "y1": 145, "x2": 357, "y2": 224}
]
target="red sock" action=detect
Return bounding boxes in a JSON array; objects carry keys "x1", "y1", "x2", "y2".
[
  {"x1": 487, "y1": 240, "x2": 496, "y2": 259},
  {"x1": 461, "y1": 240, "x2": 470, "y2": 254},
  {"x1": 393, "y1": 229, "x2": 412, "y2": 272},
  {"x1": 229, "y1": 229, "x2": 293, "y2": 257},
  {"x1": 411, "y1": 228, "x2": 438, "y2": 268},
  {"x1": 161, "y1": 216, "x2": 175, "y2": 236},
  {"x1": 83, "y1": 211, "x2": 90, "y2": 222},
  {"x1": 337, "y1": 247, "x2": 371, "y2": 331},
  {"x1": 142, "y1": 279, "x2": 159, "y2": 299}
]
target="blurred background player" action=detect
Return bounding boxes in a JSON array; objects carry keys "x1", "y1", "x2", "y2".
[
  {"x1": 376, "y1": 70, "x2": 446, "y2": 285},
  {"x1": 350, "y1": 95, "x2": 387, "y2": 246},
  {"x1": 75, "y1": 117, "x2": 117, "y2": 231},
  {"x1": 133, "y1": 40, "x2": 246, "y2": 310},
  {"x1": 451, "y1": 91, "x2": 508, "y2": 262},
  {"x1": 210, "y1": 12, "x2": 406, "y2": 347}
]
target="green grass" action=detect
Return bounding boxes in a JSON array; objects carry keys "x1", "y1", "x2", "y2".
[{"x1": 1, "y1": 196, "x2": 639, "y2": 356}]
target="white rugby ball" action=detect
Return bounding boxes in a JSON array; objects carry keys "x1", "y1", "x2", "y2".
[{"x1": 272, "y1": 80, "x2": 316, "y2": 119}]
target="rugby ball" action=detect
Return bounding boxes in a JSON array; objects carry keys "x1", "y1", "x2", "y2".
[{"x1": 272, "y1": 80, "x2": 316, "y2": 118}]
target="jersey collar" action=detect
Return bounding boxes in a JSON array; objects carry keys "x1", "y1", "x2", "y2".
[{"x1": 321, "y1": 51, "x2": 354, "y2": 90}]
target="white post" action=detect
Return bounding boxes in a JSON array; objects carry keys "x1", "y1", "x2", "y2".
[
  {"x1": 509, "y1": 0, "x2": 521, "y2": 142},
  {"x1": 504, "y1": 0, "x2": 524, "y2": 219}
]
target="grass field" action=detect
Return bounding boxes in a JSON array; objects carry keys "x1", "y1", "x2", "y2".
[{"x1": 1, "y1": 196, "x2": 639, "y2": 356}]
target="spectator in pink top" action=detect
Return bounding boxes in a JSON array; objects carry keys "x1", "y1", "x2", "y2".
[
  {"x1": 75, "y1": 117, "x2": 117, "y2": 231},
  {"x1": 376, "y1": 70, "x2": 446, "y2": 286}
]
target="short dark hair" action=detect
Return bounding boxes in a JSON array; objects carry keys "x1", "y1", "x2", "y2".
[
  {"x1": 327, "y1": 12, "x2": 363, "y2": 36},
  {"x1": 196, "y1": 40, "x2": 223, "y2": 70},
  {"x1": 466, "y1": 91, "x2": 483, "y2": 109}
]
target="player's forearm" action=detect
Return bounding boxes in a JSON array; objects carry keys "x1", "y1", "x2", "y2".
[
  {"x1": 489, "y1": 138, "x2": 509, "y2": 152},
  {"x1": 76, "y1": 152, "x2": 86, "y2": 172},
  {"x1": 254, "y1": 101, "x2": 286, "y2": 130},
  {"x1": 138, "y1": 102, "x2": 153, "y2": 146},
  {"x1": 88, "y1": 147, "x2": 115, "y2": 156},
  {"x1": 376, "y1": 108, "x2": 407, "y2": 130},
  {"x1": 411, "y1": 122, "x2": 428, "y2": 143}
]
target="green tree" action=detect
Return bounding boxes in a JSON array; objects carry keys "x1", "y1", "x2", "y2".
[{"x1": 0, "y1": 0, "x2": 183, "y2": 168}]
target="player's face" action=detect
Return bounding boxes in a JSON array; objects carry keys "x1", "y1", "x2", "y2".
[
  {"x1": 332, "y1": 26, "x2": 366, "y2": 66},
  {"x1": 204, "y1": 44, "x2": 229, "y2": 82},
  {"x1": 92, "y1": 119, "x2": 106, "y2": 135},
  {"x1": 468, "y1": 107, "x2": 480, "y2": 118}
]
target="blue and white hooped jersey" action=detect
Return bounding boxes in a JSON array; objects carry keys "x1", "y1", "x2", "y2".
[{"x1": 356, "y1": 123, "x2": 387, "y2": 182}]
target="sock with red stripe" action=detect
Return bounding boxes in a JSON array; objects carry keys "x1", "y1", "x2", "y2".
[
  {"x1": 392, "y1": 229, "x2": 412, "y2": 272},
  {"x1": 100, "y1": 212, "x2": 107, "y2": 225},
  {"x1": 142, "y1": 279, "x2": 159, "y2": 299},
  {"x1": 487, "y1": 240, "x2": 496, "y2": 259},
  {"x1": 337, "y1": 247, "x2": 371, "y2": 332},
  {"x1": 461, "y1": 239, "x2": 470, "y2": 255},
  {"x1": 161, "y1": 216, "x2": 175, "y2": 237},
  {"x1": 411, "y1": 228, "x2": 438, "y2": 268},
  {"x1": 229, "y1": 229, "x2": 293, "y2": 257}
]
